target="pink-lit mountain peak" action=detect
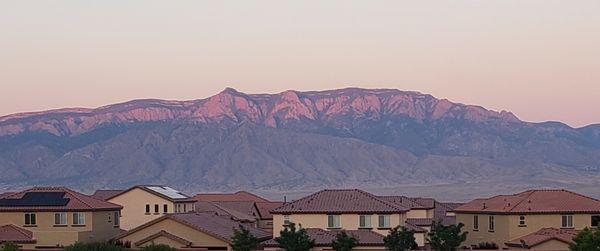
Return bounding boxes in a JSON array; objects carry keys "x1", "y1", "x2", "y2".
[{"x1": 0, "y1": 88, "x2": 520, "y2": 136}]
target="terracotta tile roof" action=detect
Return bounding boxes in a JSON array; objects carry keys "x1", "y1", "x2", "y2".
[
  {"x1": 411, "y1": 198, "x2": 436, "y2": 209},
  {"x1": 194, "y1": 201, "x2": 257, "y2": 222},
  {"x1": 0, "y1": 187, "x2": 122, "y2": 212},
  {"x1": 194, "y1": 191, "x2": 270, "y2": 203},
  {"x1": 454, "y1": 189, "x2": 600, "y2": 214},
  {"x1": 0, "y1": 224, "x2": 36, "y2": 244},
  {"x1": 272, "y1": 189, "x2": 409, "y2": 214},
  {"x1": 107, "y1": 185, "x2": 196, "y2": 203},
  {"x1": 378, "y1": 196, "x2": 432, "y2": 209},
  {"x1": 505, "y1": 228, "x2": 579, "y2": 248},
  {"x1": 256, "y1": 202, "x2": 284, "y2": 220},
  {"x1": 115, "y1": 212, "x2": 271, "y2": 244},
  {"x1": 263, "y1": 228, "x2": 386, "y2": 247},
  {"x1": 91, "y1": 190, "x2": 124, "y2": 201},
  {"x1": 0, "y1": 192, "x2": 15, "y2": 199}
]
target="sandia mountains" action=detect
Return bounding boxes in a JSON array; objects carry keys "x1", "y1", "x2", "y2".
[{"x1": 1, "y1": 88, "x2": 599, "y2": 200}]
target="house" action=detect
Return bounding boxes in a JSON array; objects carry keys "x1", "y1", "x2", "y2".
[
  {"x1": 504, "y1": 228, "x2": 579, "y2": 250},
  {"x1": 270, "y1": 189, "x2": 429, "y2": 247},
  {"x1": 103, "y1": 185, "x2": 197, "y2": 230},
  {"x1": 112, "y1": 212, "x2": 271, "y2": 250},
  {"x1": 195, "y1": 191, "x2": 283, "y2": 233},
  {"x1": 0, "y1": 187, "x2": 122, "y2": 249},
  {"x1": 262, "y1": 228, "x2": 388, "y2": 251},
  {"x1": 454, "y1": 189, "x2": 600, "y2": 249}
]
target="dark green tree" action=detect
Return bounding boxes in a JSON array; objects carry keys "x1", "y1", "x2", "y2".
[
  {"x1": 231, "y1": 225, "x2": 260, "y2": 251},
  {"x1": 140, "y1": 244, "x2": 176, "y2": 251},
  {"x1": 2, "y1": 242, "x2": 19, "y2": 251},
  {"x1": 275, "y1": 222, "x2": 315, "y2": 251},
  {"x1": 427, "y1": 221, "x2": 468, "y2": 251},
  {"x1": 331, "y1": 231, "x2": 359, "y2": 251},
  {"x1": 569, "y1": 227, "x2": 600, "y2": 251},
  {"x1": 383, "y1": 226, "x2": 418, "y2": 251},
  {"x1": 63, "y1": 242, "x2": 127, "y2": 251}
]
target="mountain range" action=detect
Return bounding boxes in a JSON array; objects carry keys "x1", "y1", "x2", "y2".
[{"x1": 1, "y1": 88, "x2": 599, "y2": 201}]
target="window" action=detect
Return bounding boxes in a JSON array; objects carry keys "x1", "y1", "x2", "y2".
[
  {"x1": 184, "y1": 204, "x2": 187, "y2": 212},
  {"x1": 359, "y1": 215, "x2": 372, "y2": 228},
  {"x1": 163, "y1": 204, "x2": 168, "y2": 213},
  {"x1": 24, "y1": 213, "x2": 36, "y2": 226},
  {"x1": 488, "y1": 216, "x2": 495, "y2": 232},
  {"x1": 113, "y1": 212, "x2": 120, "y2": 227},
  {"x1": 473, "y1": 215, "x2": 479, "y2": 230},
  {"x1": 519, "y1": 215, "x2": 526, "y2": 226},
  {"x1": 145, "y1": 204, "x2": 150, "y2": 214},
  {"x1": 72, "y1": 212, "x2": 85, "y2": 225},
  {"x1": 328, "y1": 215, "x2": 341, "y2": 229},
  {"x1": 592, "y1": 215, "x2": 600, "y2": 228},
  {"x1": 154, "y1": 204, "x2": 159, "y2": 214},
  {"x1": 54, "y1": 212, "x2": 67, "y2": 226},
  {"x1": 378, "y1": 215, "x2": 391, "y2": 228},
  {"x1": 283, "y1": 215, "x2": 291, "y2": 226},
  {"x1": 562, "y1": 215, "x2": 574, "y2": 228},
  {"x1": 176, "y1": 204, "x2": 182, "y2": 213}
]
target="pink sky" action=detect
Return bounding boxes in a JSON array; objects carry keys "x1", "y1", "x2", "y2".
[{"x1": 1, "y1": 1, "x2": 599, "y2": 127}]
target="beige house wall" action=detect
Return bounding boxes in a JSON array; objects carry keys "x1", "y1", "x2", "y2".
[
  {"x1": 272, "y1": 213, "x2": 425, "y2": 247},
  {"x1": 406, "y1": 209, "x2": 427, "y2": 219},
  {"x1": 108, "y1": 188, "x2": 174, "y2": 230},
  {"x1": 0, "y1": 210, "x2": 120, "y2": 248},
  {"x1": 457, "y1": 213, "x2": 597, "y2": 249},
  {"x1": 115, "y1": 218, "x2": 231, "y2": 250}
]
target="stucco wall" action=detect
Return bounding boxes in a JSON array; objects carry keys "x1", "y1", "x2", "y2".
[
  {"x1": 108, "y1": 188, "x2": 174, "y2": 230},
  {"x1": 457, "y1": 213, "x2": 597, "y2": 249},
  {"x1": 116, "y1": 218, "x2": 231, "y2": 250},
  {"x1": 273, "y1": 213, "x2": 405, "y2": 237},
  {"x1": 0, "y1": 210, "x2": 120, "y2": 247}
]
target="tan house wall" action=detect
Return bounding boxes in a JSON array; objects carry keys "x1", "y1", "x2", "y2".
[
  {"x1": 108, "y1": 188, "x2": 174, "y2": 230},
  {"x1": 273, "y1": 213, "x2": 405, "y2": 237},
  {"x1": 272, "y1": 213, "x2": 424, "y2": 247},
  {"x1": 116, "y1": 218, "x2": 231, "y2": 250},
  {"x1": 457, "y1": 213, "x2": 597, "y2": 249},
  {"x1": 406, "y1": 209, "x2": 427, "y2": 219},
  {"x1": 0, "y1": 211, "x2": 120, "y2": 248}
]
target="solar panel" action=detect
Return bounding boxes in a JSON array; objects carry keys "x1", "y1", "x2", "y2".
[
  {"x1": 146, "y1": 186, "x2": 188, "y2": 199},
  {"x1": 0, "y1": 192, "x2": 70, "y2": 207}
]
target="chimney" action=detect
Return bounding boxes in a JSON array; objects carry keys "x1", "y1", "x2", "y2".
[{"x1": 284, "y1": 195, "x2": 287, "y2": 203}]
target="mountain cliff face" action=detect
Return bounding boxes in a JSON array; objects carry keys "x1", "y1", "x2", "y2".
[{"x1": 0, "y1": 88, "x2": 599, "y2": 199}]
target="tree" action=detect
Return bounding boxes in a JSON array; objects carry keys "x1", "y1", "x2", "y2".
[
  {"x1": 383, "y1": 226, "x2": 418, "y2": 251},
  {"x1": 570, "y1": 227, "x2": 600, "y2": 251},
  {"x1": 2, "y1": 242, "x2": 19, "y2": 251},
  {"x1": 140, "y1": 244, "x2": 176, "y2": 251},
  {"x1": 63, "y1": 242, "x2": 127, "y2": 251},
  {"x1": 275, "y1": 222, "x2": 315, "y2": 251},
  {"x1": 231, "y1": 225, "x2": 260, "y2": 251},
  {"x1": 331, "y1": 231, "x2": 359, "y2": 251},
  {"x1": 427, "y1": 221, "x2": 468, "y2": 251}
]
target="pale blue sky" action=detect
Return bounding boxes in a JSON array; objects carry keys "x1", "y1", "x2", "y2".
[{"x1": 1, "y1": 1, "x2": 599, "y2": 127}]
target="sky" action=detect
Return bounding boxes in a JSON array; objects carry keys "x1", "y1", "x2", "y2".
[{"x1": 1, "y1": 1, "x2": 599, "y2": 127}]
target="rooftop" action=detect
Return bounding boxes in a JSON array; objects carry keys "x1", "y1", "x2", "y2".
[
  {"x1": 107, "y1": 185, "x2": 196, "y2": 203},
  {"x1": 271, "y1": 189, "x2": 408, "y2": 214},
  {"x1": 0, "y1": 187, "x2": 122, "y2": 212},
  {"x1": 505, "y1": 228, "x2": 579, "y2": 248},
  {"x1": 0, "y1": 224, "x2": 35, "y2": 244},
  {"x1": 115, "y1": 212, "x2": 271, "y2": 244},
  {"x1": 454, "y1": 189, "x2": 600, "y2": 214},
  {"x1": 90, "y1": 189, "x2": 124, "y2": 201}
]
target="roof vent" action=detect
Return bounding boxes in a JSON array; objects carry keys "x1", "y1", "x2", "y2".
[{"x1": 482, "y1": 203, "x2": 487, "y2": 209}]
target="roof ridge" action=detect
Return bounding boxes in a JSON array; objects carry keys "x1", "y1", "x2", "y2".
[
  {"x1": 354, "y1": 189, "x2": 409, "y2": 211},
  {"x1": 506, "y1": 190, "x2": 536, "y2": 212},
  {"x1": 2, "y1": 224, "x2": 33, "y2": 238},
  {"x1": 61, "y1": 187, "x2": 95, "y2": 209}
]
